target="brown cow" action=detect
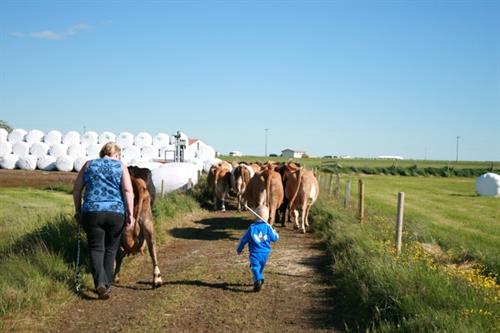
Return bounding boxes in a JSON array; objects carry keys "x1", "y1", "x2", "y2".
[
  {"x1": 207, "y1": 162, "x2": 232, "y2": 211},
  {"x1": 245, "y1": 166, "x2": 284, "y2": 226},
  {"x1": 231, "y1": 163, "x2": 255, "y2": 211},
  {"x1": 114, "y1": 176, "x2": 162, "y2": 287},
  {"x1": 286, "y1": 168, "x2": 319, "y2": 233},
  {"x1": 276, "y1": 162, "x2": 301, "y2": 225}
]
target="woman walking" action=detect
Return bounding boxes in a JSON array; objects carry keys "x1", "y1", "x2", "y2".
[{"x1": 73, "y1": 142, "x2": 134, "y2": 299}]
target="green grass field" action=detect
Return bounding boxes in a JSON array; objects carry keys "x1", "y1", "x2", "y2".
[{"x1": 316, "y1": 174, "x2": 500, "y2": 277}]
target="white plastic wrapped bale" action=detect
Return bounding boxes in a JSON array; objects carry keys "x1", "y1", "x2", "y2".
[
  {"x1": 134, "y1": 132, "x2": 153, "y2": 148},
  {"x1": 49, "y1": 143, "x2": 69, "y2": 158},
  {"x1": 98, "y1": 131, "x2": 116, "y2": 144},
  {"x1": 0, "y1": 154, "x2": 19, "y2": 169},
  {"x1": 63, "y1": 131, "x2": 81, "y2": 146},
  {"x1": 74, "y1": 156, "x2": 89, "y2": 172},
  {"x1": 37, "y1": 155, "x2": 57, "y2": 171},
  {"x1": 81, "y1": 131, "x2": 99, "y2": 147},
  {"x1": 153, "y1": 133, "x2": 170, "y2": 147},
  {"x1": 0, "y1": 128, "x2": 8, "y2": 142},
  {"x1": 29, "y1": 142, "x2": 49, "y2": 158},
  {"x1": 121, "y1": 145, "x2": 141, "y2": 165},
  {"x1": 56, "y1": 155, "x2": 75, "y2": 172},
  {"x1": 127, "y1": 161, "x2": 162, "y2": 170},
  {"x1": 203, "y1": 158, "x2": 222, "y2": 173},
  {"x1": 44, "y1": 130, "x2": 62, "y2": 146},
  {"x1": 141, "y1": 145, "x2": 159, "y2": 161},
  {"x1": 7, "y1": 128, "x2": 27, "y2": 144},
  {"x1": 183, "y1": 144, "x2": 197, "y2": 162},
  {"x1": 17, "y1": 155, "x2": 37, "y2": 170},
  {"x1": 190, "y1": 158, "x2": 204, "y2": 172},
  {"x1": 86, "y1": 143, "x2": 101, "y2": 159},
  {"x1": 476, "y1": 173, "x2": 500, "y2": 197},
  {"x1": 67, "y1": 144, "x2": 87, "y2": 159},
  {"x1": 0, "y1": 141, "x2": 12, "y2": 157},
  {"x1": 12, "y1": 141, "x2": 30, "y2": 158},
  {"x1": 159, "y1": 145, "x2": 176, "y2": 161},
  {"x1": 198, "y1": 145, "x2": 216, "y2": 161},
  {"x1": 116, "y1": 132, "x2": 134, "y2": 148},
  {"x1": 152, "y1": 162, "x2": 198, "y2": 195},
  {"x1": 25, "y1": 129, "x2": 45, "y2": 144}
]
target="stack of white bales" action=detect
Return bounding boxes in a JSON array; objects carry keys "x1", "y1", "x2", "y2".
[{"x1": 0, "y1": 128, "x2": 218, "y2": 192}]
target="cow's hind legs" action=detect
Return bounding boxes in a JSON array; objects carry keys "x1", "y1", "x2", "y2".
[
  {"x1": 113, "y1": 247, "x2": 126, "y2": 284},
  {"x1": 144, "y1": 227, "x2": 162, "y2": 287}
]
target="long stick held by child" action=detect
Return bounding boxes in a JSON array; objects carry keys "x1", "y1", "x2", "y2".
[{"x1": 244, "y1": 204, "x2": 270, "y2": 225}]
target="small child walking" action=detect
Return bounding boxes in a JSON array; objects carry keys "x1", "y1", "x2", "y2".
[{"x1": 236, "y1": 205, "x2": 279, "y2": 292}]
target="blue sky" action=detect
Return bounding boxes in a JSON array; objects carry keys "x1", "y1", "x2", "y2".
[{"x1": 1, "y1": 0, "x2": 499, "y2": 161}]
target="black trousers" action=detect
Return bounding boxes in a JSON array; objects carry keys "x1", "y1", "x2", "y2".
[{"x1": 82, "y1": 212, "x2": 124, "y2": 288}]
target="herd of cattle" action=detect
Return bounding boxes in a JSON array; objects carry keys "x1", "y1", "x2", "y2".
[
  {"x1": 207, "y1": 160, "x2": 320, "y2": 234},
  {"x1": 115, "y1": 160, "x2": 319, "y2": 288}
]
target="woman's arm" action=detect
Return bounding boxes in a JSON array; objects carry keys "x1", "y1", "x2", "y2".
[
  {"x1": 72, "y1": 161, "x2": 88, "y2": 224},
  {"x1": 121, "y1": 162, "x2": 135, "y2": 228}
]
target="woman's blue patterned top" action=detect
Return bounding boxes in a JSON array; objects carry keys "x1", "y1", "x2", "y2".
[{"x1": 82, "y1": 158, "x2": 125, "y2": 214}]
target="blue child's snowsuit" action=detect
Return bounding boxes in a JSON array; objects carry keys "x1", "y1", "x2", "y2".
[{"x1": 236, "y1": 220, "x2": 279, "y2": 282}]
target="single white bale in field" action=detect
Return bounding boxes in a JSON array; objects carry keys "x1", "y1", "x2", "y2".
[
  {"x1": 37, "y1": 155, "x2": 57, "y2": 171},
  {"x1": 159, "y1": 145, "x2": 176, "y2": 160},
  {"x1": 0, "y1": 141, "x2": 12, "y2": 157},
  {"x1": 7, "y1": 128, "x2": 27, "y2": 144},
  {"x1": 17, "y1": 155, "x2": 37, "y2": 170},
  {"x1": 44, "y1": 130, "x2": 62, "y2": 145},
  {"x1": 49, "y1": 143, "x2": 69, "y2": 158},
  {"x1": 476, "y1": 173, "x2": 500, "y2": 197},
  {"x1": 25, "y1": 129, "x2": 45, "y2": 144},
  {"x1": 0, "y1": 128, "x2": 8, "y2": 142},
  {"x1": 98, "y1": 131, "x2": 116, "y2": 144},
  {"x1": 62, "y1": 131, "x2": 81, "y2": 146},
  {"x1": 203, "y1": 158, "x2": 222, "y2": 174},
  {"x1": 12, "y1": 141, "x2": 30, "y2": 158},
  {"x1": 0, "y1": 154, "x2": 19, "y2": 169},
  {"x1": 81, "y1": 131, "x2": 99, "y2": 147},
  {"x1": 153, "y1": 133, "x2": 170, "y2": 147},
  {"x1": 74, "y1": 156, "x2": 89, "y2": 172},
  {"x1": 29, "y1": 142, "x2": 49, "y2": 158},
  {"x1": 116, "y1": 132, "x2": 134, "y2": 148},
  {"x1": 86, "y1": 143, "x2": 101, "y2": 159},
  {"x1": 56, "y1": 155, "x2": 75, "y2": 172},
  {"x1": 141, "y1": 145, "x2": 159, "y2": 161},
  {"x1": 151, "y1": 162, "x2": 198, "y2": 195},
  {"x1": 134, "y1": 132, "x2": 153, "y2": 148},
  {"x1": 67, "y1": 144, "x2": 87, "y2": 159}
]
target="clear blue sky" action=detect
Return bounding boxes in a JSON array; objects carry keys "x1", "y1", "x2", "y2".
[{"x1": 1, "y1": 0, "x2": 499, "y2": 161}]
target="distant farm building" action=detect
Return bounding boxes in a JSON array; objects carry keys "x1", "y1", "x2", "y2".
[
  {"x1": 281, "y1": 149, "x2": 306, "y2": 159},
  {"x1": 229, "y1": 150, "x2": 243, "y2": 157}
]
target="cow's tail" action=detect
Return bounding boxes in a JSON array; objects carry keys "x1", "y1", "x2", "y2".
[
  {"x1": 134, "y1": 187, "x2": 144, "y2": 238},
  {"x1": 288, "y1": 168, "x2": 303, "y2": 211},
  {"x1": 265, "y1": 169, "x2": 272, "y2": 209}
]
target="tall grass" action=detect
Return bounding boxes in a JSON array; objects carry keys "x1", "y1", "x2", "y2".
[
  {"x1": 0, "y1": 187, "x2": 202, "y2": 331},
  {"x1": 311, "y1": 198, "x2": 500, "y2": 332}
]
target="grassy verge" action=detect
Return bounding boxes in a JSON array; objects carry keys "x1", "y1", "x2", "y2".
[
  {"x1": 311, "y1": 196, "x2": 500, "y2": 332},
  {"x1": 0, "y1": 187, "x2": 202, "y2": 332}
]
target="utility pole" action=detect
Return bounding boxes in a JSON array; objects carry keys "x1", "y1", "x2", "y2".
[
  {"x1": 456, "y1": 136, "x2": 461, "y2": 162},
  {"x1": 265, "y1": 128, "x2": 269, "y2": 157}
]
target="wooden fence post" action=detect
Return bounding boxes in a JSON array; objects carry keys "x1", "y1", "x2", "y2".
[
  {"x1": 358, "y1": 179, "x2": 365, "y2": 220},
  {"x1": 160, "y1": 180, "x2": 165, "y2": 198},
  {"x1": 396, "y1": 192, "x2": 405, "y2": 254},
  {"x1": 328, "y1": 174, "x2": 334, "y2": 196},
  {"x1": 344, "y1": 180, "x2": 351, "y2": 209},
  {"x1": 335, "y1": 174, "x2": 341, "y2": 201}
]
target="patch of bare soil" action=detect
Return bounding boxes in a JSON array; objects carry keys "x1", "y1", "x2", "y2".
[
  {"x1": 47, "y1": 210, "x2": 339, "y2": 333},
  {"x1": 0, "y1": 169, "x2": 77, "y2": 187}
]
